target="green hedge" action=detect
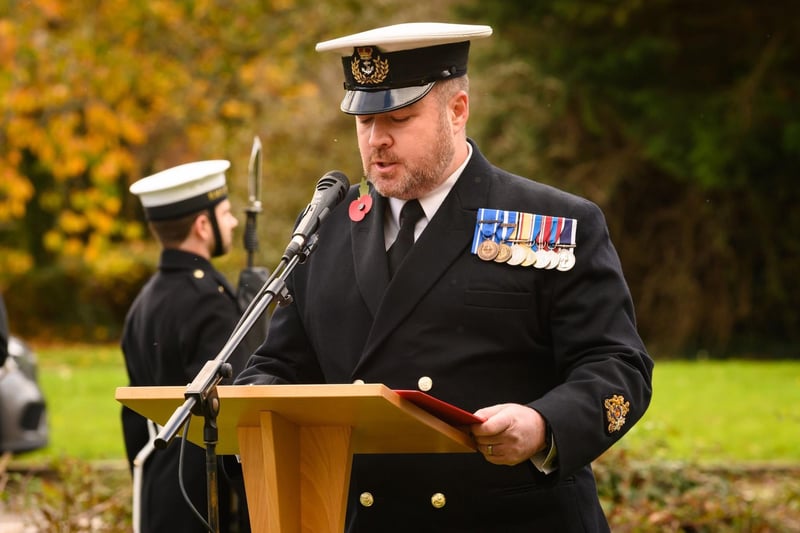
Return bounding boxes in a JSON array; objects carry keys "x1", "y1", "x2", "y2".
[{"x1": 5, "y1": 249, "x2": 154, "y2": 342}]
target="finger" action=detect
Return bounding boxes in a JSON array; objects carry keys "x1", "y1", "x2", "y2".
[
  {"x1": 473, "y1": 403, "x2": 507, "y2": 421},
  {"x1": 472, "y1": 410, "x2": 512, "y2": 437}
]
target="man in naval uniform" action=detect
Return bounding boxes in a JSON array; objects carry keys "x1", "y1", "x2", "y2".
[
  {"x1": 236, "y1": 22, "x2": 653, "y2": 532},
  {"x1": 123, "y1": 161, "x2": 250, "y2": 532}
]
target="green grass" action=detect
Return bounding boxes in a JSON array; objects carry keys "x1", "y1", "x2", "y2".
[
  {"x1": 23, "y1": 344, "x2": 128, "y2": 462},
  {"x1": 14, "y1": 347, "x2": 800, "y2": 466},
  {"x1": 619, "y1": 359, "x2": 800, "y2": 465}
]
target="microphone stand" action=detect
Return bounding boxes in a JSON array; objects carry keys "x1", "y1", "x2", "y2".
[{"x1": 154, "y1": 235, "x2": 319, "y2": 533}]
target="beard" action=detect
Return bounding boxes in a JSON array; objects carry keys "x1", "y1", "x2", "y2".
[{"x1": 364, "y1": 108, "x2": 455, "y2": 200}]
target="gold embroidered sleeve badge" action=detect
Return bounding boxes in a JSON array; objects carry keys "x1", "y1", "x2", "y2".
[{"x1": 604, "y1": 394, "x2": 630, "y2": 434}]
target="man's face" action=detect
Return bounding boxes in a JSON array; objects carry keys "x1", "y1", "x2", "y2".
[
  {"x1": 213, "y1": 199, "x2": 238, "y2": 254},
  {"x1": 355, "y1": 89, "x2": 456, "y2": 200}
]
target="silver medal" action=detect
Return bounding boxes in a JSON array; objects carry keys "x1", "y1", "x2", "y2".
[{"x1": 557, "y1": 249, "x2": 576, "y2": 271}]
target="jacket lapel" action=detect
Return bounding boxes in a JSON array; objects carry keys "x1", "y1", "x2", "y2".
[
  {"x1": 356, "y1": 149, "x2": 494, "y2": 365},
  {"x1": 352, "y1": 191, "x2": 390, "y2": 316}
]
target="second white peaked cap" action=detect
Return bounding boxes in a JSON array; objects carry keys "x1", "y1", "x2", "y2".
[
  {"x1": 130, "y1": 160, "x2": 230, "y2": 221},
  {"x1": 316, "y1": 22, "x2": 492, "y2": 115}
]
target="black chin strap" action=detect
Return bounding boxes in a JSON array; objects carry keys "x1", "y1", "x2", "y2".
[{"x1": 207, "y1": 207, "x2": 225, "y2": 258}]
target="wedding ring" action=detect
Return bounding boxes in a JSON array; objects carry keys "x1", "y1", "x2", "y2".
[{"x1": 487, "y1": 444, "x2": 493, "y2": 456}]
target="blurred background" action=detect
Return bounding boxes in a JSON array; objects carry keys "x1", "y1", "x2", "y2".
[
  {"x1": 2, "y1": 2, "x2": 800, "y2": 530},
  {"x1": 1, "y1": 0, "x2": 798, "y2": 358}
]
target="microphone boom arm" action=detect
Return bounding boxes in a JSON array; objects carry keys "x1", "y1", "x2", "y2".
[
  {"x1": 152, "y1": 248, "x2": 305, "y2": 533},
  {"x1": 154, "y1": 240, "x2": 311, "y2": 450}
]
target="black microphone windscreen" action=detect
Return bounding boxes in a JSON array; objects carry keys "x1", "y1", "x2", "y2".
[{"x1": 317, "y1": 170, "x2": 349, "y2": 192}]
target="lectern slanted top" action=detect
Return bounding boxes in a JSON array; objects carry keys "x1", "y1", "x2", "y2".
[{"x1": 116, "y1": 384, "x2": 477, "y2": 533}]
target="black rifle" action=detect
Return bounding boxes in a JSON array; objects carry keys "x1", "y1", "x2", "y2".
[{"x1": 237, "y1": 136, "x2": 271, "y2": 340}]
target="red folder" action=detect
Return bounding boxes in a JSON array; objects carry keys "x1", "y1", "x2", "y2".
[{"x1": 395, "y1": 390, "x2": 485, "y2": 426}]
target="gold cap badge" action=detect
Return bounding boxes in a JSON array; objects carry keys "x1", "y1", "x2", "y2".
[{"x1": 351, "y1": 46, "x2": 389, "y2": 85}]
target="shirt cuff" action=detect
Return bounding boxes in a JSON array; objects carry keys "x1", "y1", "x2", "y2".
[{"x1": 530, "y1": 430, "x2": 558, "y2": 474}]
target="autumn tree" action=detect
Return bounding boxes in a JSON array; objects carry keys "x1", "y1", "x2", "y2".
[
  {"x1": 463, "y1": 0, "x2": 800, "y2": 355},
  {"x1": 0, "y1": 0, "x2": 455, "y2": 339}
]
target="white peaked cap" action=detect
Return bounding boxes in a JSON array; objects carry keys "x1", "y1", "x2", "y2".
[
  {"x1": 315, "y1": 22, "x2": 493, "y2": 54},
  {"x1": 316, "y1": 22, "x2": 492, "y2": 115},
  {"x1": 130, "y1": 160, "x2": 230, "y2": 221}
]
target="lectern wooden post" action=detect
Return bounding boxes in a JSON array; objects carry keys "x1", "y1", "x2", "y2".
[{"x1": 116, "y1": 384, "x2": 476, "y2": 533}]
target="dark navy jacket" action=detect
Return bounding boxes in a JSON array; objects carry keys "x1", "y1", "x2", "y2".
[
  {"x1": 236, "y1": 142, "x2": 653, "y2": 532},
  {"x1": 122, "y1": 249, "x2": 250, "y2": 533}
]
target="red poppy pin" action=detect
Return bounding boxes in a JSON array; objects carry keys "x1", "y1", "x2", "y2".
[{"x1": 349, "y1": 177, "x2": 373, "y2": 222}]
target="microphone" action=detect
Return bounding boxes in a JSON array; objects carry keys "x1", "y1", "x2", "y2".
[{"x1": 283, "y1": 171, "x2": 350, "y2": 260}]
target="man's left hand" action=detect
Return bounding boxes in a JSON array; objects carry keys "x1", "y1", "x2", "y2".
[{"x1": 471, "y1": 403, "x2": 547, "y2": 465}]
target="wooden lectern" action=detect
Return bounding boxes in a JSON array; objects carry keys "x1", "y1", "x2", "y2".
[{"x1": 116, "y1": 384, "x2": 476, "y2": 533}]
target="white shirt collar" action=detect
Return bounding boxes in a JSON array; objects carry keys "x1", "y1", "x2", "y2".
[{"x1": 387, "y1": 141, "x2": 473, "y2": 229}]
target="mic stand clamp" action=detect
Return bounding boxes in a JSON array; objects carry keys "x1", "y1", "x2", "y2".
[
  {"x1": 180, "y1": 360, "x2": 232, "y2": 533},
  {"x1": 193, "y1": 365, "x2": 229, "y2": 533}
]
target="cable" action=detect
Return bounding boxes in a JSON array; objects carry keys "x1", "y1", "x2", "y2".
[{"x1": 178, "y1": 418, "x2": 214, "y2": 532}]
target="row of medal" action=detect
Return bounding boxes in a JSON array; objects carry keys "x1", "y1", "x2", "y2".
[{"x1": 470, "y1": 208, "x2": 578, "y2": 271}]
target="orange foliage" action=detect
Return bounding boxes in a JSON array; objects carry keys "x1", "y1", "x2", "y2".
[
  {"x1": 0, "y1": 0, "x2": 451, "y2": 284},
  {"x1": 0, "y1": 0, "x2": 321, "y2": 271}
]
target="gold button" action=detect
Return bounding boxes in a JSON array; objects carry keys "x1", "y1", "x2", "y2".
[
  {"x1": 431, "y1": 492, "x2": 446, "y2": 509},
  {"x1": 353, "y1": 379, "x2": 365, "y2": 385},
  {"x1": 218, "y1": 285, "x2": 224, "y2": 293},
  {"x1": 359, "y1": 492, "x2": 374, "y2": 507},
  {"x1": 193, "y1": 269, "x2": 204, "y2": 279},
  {"x1": 417, "y1": 376, "x2": 433, "y2": 391}
]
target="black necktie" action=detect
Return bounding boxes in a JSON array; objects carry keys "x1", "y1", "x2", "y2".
[{"x1": 387, "y1": 199, "x2": 424, "y2": 277}]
